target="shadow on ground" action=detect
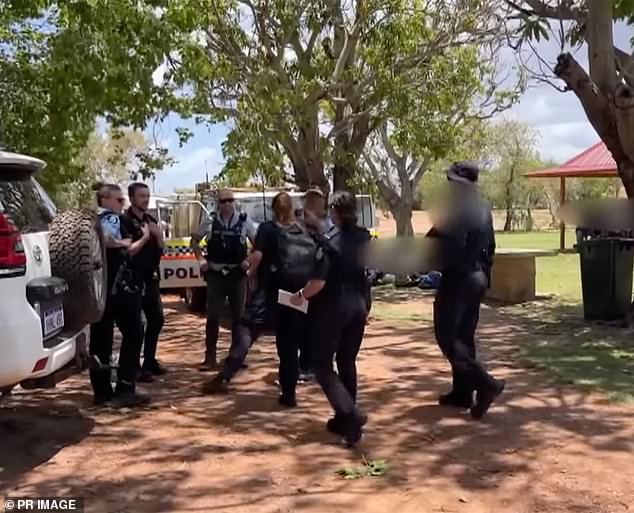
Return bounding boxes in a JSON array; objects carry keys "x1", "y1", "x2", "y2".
[{"x1": 0, "y1": 294, "x2": 632, "y2": 513}]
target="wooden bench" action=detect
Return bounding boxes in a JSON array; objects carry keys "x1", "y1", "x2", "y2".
[{"x1": 486, "y1": 248, "x2": 559, "y2": 304}]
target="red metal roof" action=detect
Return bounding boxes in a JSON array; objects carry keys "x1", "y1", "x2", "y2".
[{"x1": 526, "y1": 141, "x2": 618, "y2": 178}]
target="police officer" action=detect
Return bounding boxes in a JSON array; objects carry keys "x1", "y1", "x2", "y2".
[
  {"x1": 297, "y1": 188, "x2": 328, "y2": 381},
  {"x1": 191, "y1": 189, "x2": 256, "y2": 371},
  {"x1": 202, "y1": 193, "x2": 291, "y2": 395},
  {"x1": 426, "y1": 161, "x2": 504, "y2": 419},
  {"x1": 291, "y1": 191, "x2": 370, "y2": 445},
  {"x1": 122, "y1": 183, "x2": 166, "y2": 382},
  {"x1": 90, "y1": 184, "x2": 151, "y2": 407}
]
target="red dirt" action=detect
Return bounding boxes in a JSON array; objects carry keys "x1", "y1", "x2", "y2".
[{"x1": 1, "y1": 295, "x2": 633, "y2": 513}]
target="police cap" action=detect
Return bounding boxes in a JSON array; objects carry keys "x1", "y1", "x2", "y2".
[{"x1": 447, "y1": 161, "x2": 480, "y2": 186}]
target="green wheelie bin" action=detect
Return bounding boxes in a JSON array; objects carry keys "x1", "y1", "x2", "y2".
[{"x1": 578, "y1": 237, "x2": 634, "y2": 321}]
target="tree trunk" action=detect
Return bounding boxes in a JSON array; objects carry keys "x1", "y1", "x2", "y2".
[
  {"x1": 333, "y1": 162, "x2": 353, "y2": 191},
  {"x1": 554, "y1": 53, "x2": 634, "y2": 197},
  {"x1": 287, "y1": 125, "x2": 328, "y2": 193},
  {"x1": 393, "y1": 204, "x2": 414, "y2": 238},
  {"x1": 503, "y1": 209, "x2": 513, "y2": 232}
]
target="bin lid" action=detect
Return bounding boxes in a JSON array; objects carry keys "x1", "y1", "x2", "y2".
[
  {"x1": 495, "y1": 248, "x2": 559, "y2": 258},
  {"x1": 578, "y1": 237, "x2": 634, "y2": 246}
]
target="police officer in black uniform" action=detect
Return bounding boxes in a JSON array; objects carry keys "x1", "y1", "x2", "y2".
[
  {"x1": 90, "y1": 184, "x2": 151, "y2": 407},
  {"x1": 291, "y1": 191, "x2": 371, "y2": 445},
  {"x1": 297, "y1": 188, "x2": 329, "y2": 381},
  {"x1": 122, "y1": 183, "x2": 166, "y2": 382},
  {"x1": 191, "y1": 189, "x2": 256, "y2": 371},
  {"x1": 427, "y1": 161, "x2": 505, "y2": 419}
]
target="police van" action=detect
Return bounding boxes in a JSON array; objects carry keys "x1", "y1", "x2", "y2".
[{"x1": 156, "y1": 186, "x2": 379, "y2": 311}]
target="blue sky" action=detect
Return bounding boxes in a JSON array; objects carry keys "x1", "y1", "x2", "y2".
[{"x1": 148, "y1": 23, "x2": 633, "y2": 194}]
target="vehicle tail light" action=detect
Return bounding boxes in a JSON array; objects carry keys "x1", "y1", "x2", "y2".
[
  {"x1": 0, "y1": 213, "x2": 27, "y2": 277},
  {"x1": 32, "y1": 357, "x2": 49, "y2": 373}
]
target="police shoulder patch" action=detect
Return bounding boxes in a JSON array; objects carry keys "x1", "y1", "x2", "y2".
[{"x1": 104, "y1": 214, "x2": 120, "y2": 226}]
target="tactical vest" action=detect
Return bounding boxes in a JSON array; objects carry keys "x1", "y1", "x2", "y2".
[{"x1": 206, "y1": 212, "x2": 248, "y2": 265}]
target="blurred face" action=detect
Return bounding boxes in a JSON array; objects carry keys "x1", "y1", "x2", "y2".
[
  {"x1": 131, "y1": 186, "x2": 150, "y2": 211},
  {"x1": 303, "y1": 194, "x2": 325, "y2": 218},
  {"x1": 217, "y1": 190, "x2": 236, "y2": 216},
  {"x1": 102, "y1": 189, "x2": 126, "y2": 215},
  {"x1": 272, "y1": 193, "x2": 294, "y2": 224}
]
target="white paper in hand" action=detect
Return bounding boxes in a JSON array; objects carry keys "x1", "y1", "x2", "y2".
[{"x1": 278, "y1": 289, "x2": 309, "y2": 314}]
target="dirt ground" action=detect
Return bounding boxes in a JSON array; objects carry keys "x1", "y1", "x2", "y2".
[{"x1": 1, "y1": 294, "x2": 633, "y2": 513}]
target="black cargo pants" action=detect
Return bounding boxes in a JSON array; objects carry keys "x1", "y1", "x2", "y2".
[
  {"x1": 433, "y1": 270, "x2": 496, "y2": 400},
  {"x1": 275, "y1": 305, "x2": 308, "y2": 400},
  {"x1": 89, "y1": 290, "x2": 144, "y2": 399},
  {"x1": 204, "y1": 268, "x2": 247, "y2": 364},
  {"x1": 141, "y1": 277, "x2": 165, "y2": 370},
  {"x1": 310, "y1": 287, "x2": 368, "y2": 418}
]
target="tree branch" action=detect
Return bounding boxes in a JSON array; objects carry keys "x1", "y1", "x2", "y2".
[
  {"x1": 518, "y1": 0, "x2": 586, "y2": 21},
  {"x1": 554, "y1": 52, "x2": 623, "y2": 157},
  {"x1": 362, "y1": 151, "x2": 400, "y2": 205},
  {"x1": 411, "y1": 159, "x2": 430, "y2": 187},
  {"x1": 378, "y1": 123, "x2": 404, "y2": 169}
]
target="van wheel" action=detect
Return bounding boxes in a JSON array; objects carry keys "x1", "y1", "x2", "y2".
[
  {"x1": 50, "y1": 209, "x2": 107, "y2": 326},
  {"x1": 184, "y1": 287, "x2": 206, "y2": 313}
]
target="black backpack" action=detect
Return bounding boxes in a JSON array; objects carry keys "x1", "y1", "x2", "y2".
[{"x1": 275, "y1": 222, "x2": 318, "y2": 291}]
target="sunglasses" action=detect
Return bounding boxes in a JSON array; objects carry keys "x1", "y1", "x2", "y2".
[{"x1": 219, "y1": 198, "x2": 235, "y2": 204}]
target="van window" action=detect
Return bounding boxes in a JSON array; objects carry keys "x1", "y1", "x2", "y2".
[
  {"x1": 236, "y1": 197, "x2": 274, "y2": 225},
  {"x1": 356, "y1": 196, "x2": 375, "y2": 230},
  {"x1": 0, "y1": 176, "x2": 56, "y2": 233}
]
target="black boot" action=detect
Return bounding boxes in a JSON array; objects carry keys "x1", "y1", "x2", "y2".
[
  {"x1": 113, "y1": 382, "x2": 151, "y2": 408},
  {"x1": 278, "y1": 394, "x2": 297, "y2": 408},
  {"x1": 438, "y1": 391, "x2": 473, "y2": 409},
  {"x1": 202, "y1": 373, "x2": 230, "y2": 395},
  {"x1": 471, "y1": 379, "x2": 505, "y2": 420},
  {"x1": 327, "y1": 412, "x2": 368, "y2": 436}
]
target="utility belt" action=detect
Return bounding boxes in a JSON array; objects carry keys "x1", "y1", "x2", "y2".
[
  {"x1": 205, "y1": 261, "x2": 243, "y2": 277},
  {"x1": 111, "y1": 261, "x2": 145, "y2": 297}
]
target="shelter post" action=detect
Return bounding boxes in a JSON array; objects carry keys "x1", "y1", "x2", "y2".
[{"x1": 559, "y1": 176, "x2": 566, "y2": 250}]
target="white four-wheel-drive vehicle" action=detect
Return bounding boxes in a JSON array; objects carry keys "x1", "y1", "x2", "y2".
[{"x1": 0, "y1": 150, "x2": 107, "y2": 396}]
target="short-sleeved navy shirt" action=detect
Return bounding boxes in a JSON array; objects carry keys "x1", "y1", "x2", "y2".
[
  {"x1": 121, "y1": 209, "x2": 164, "y2": 280},
  {"x1": 310, "y1": 225, "x2": 370, "y2": 305}
]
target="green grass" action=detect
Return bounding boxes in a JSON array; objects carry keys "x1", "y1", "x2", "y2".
[
  {"x1": 369, "y1": 287, "x2": 433, "y2": 325},
  {"x1": 372, "y1": 230, "x2": 634, "y2": 402},
  {"x1": 524, "y1": 337, "x2": 634, "y2": 403}
]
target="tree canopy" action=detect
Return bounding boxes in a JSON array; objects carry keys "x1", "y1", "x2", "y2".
[
  {"x1": 503, "y1": 0, "x2": 634, "y2": 196},
  {"x1": 0, "y1": 0, "x2": 174, "y2": 200},
  {"x1": 153, "y1": 0, "x2": 510, "y2": 192}
]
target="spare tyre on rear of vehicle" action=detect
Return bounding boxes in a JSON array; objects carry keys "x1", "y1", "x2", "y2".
[{"x1": 49, "y1": 209, "x2": 107, "y2": 327}]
